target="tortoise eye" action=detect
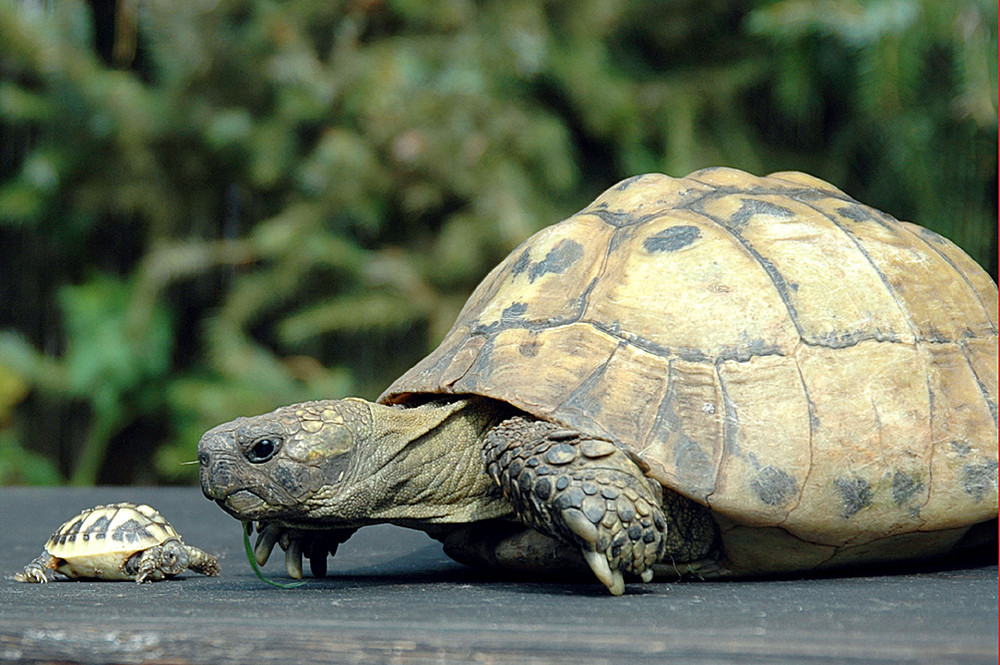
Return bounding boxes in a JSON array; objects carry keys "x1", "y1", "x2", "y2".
[{"x1": 246, "y1": 437, "x2": 281, "y2": 463}]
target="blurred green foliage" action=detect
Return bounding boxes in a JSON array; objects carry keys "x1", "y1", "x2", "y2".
[{"x1": 0, "y1": 0, "x2": 996, "y2": 485}]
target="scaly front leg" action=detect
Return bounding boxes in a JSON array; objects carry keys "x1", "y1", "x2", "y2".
[
  {"x1": 482, "y1": 416, "x2": 668, "y2": 595},
  {"x1": 13, "y1": 551, "x2": 61, "y2": 583}
]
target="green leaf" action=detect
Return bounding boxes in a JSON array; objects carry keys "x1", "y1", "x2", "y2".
[
  {"x1": 0, "y1": 430, "x2": 62, "y2": 485},
  {"x1": 58, "y1": 274, "x2": 173, "y2": 396},
  {"x1": 243, "y1": 524, "x2": 307, "y2": 589}
]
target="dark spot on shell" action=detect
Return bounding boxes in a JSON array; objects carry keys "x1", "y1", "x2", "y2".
[
  {"x1": 112, "y1": 519, "x2": 153, "y2": 544},
  {"x1": 716, "y1": 338, "x2": 786, "y2": 363},
  {"x1": 962, "y1": 458, "x2": 998, "y2": 501},
  {"x1": 834, "y1": 476, "x2": 873, "y2": 519},
  {"x1": 518, "y1": 340, "x2": 540, "y2": 357},
  {"x1": 601, "y1": 487, "x2": 620, "y2": 500},
  {"x1": 555, "y1": 476, "x2": 570, "y2": 491},
  {"x1": 642, "y1": 529, "x2": 657, "y2": 544},
  {"x1": 534, "y1": 478, "x2": 552, "y2": 501},
  {"x1": 510, "y1": 250, "x2": 530, "y2": 276},
  {"x1": 675, "y1": 438, "x2": 713, "y2": 487},
  {"x1": 642, "y1": 225, "x2": 702, "y2": 253},
  {"x1": 529, "y1": 239, "x2": 584, "y2": 282},
  {"x1": 836, "y1": 204, "x2": 876, "y2": 223},
  {"x1": 728, "y1": 199, "x2": 794, "y2": 230},
  {"x1": 627, "y1": 524, "x2": 643, "y2": 541},
  {"x1": 501, "y1": 302, "x2": 527, "y2": 320},
  {"x1": 62, "y1": 517, "x2": 85, "y2": 537},
  {"x1": 589, "y1": 208, "x2": 655, "y2": 228},
  {"x1": 750, "y1": 466, "x2": 797, "y2": 506},
  {"x1": 891, "y1": 471, "x2": 924, "y2": 505},
  {"x1": 950, "y1": 440, "x2": 972, "y2": 456}
]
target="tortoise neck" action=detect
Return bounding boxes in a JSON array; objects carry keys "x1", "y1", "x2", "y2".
[{"x1": 352, "y1": 397, "x2": 515, "y2": 525}]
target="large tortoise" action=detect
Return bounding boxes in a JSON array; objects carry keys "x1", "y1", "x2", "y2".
[{"x1": 198, "y1": 168, "x2": 998, "y2": 595}]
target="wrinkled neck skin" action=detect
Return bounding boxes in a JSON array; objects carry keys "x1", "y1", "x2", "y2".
[
  {"x1": 198, "y1": 396, "x2": 514, "y2": 532},
  {"x1": 350, "y1": 397, "x2": 514, "y2": 528},
  {"x1": 324, "y1": 400, "x2": 511, "y2": 528}
]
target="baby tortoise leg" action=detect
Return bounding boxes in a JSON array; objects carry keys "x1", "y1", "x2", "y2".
[
  {"x1": 483, "y1": 416, "x2": 668, "y2": 595},
  {"x1": 13, "y1": 551, "x2": 61, "y2": 583},
  {"x1": 184, "y1": 545, "x2": 220, "y2": 577}
]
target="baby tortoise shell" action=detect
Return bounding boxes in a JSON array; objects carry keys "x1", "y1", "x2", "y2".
[
  {"x1": 383, "y1": 167, "x2": 999, "y2": 575},
  {"x1": 14, "y1": 502, "x2": 220, "y2": 583}
]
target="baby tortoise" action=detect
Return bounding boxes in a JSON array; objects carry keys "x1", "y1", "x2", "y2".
[
  {"x1": 14, "y1": 502, "x2": 219, "y2": 583},
  {"x1": 199, "y1": 168, "x2": 998, "y2": 595}
]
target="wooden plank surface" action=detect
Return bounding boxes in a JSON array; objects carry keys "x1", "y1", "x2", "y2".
[{"x1": 1, "y1": 487, "x2": 996, "y2": 664}]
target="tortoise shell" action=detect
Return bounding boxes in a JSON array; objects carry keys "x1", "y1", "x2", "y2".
[
  {"x1": 381, "y1": 168, "x2": 999, "y2": 574},
  {"x1": 44, "y1": 502, "x2": 180, "y2": 579}
]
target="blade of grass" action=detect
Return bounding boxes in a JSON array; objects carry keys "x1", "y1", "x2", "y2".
[{"x1": 242, "y1": 523, "x2": 306, "y2": 589}]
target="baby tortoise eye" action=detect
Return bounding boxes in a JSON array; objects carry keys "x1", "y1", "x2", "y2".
[{"x1": 246, "y1": 437, "x2": 281, "y2": 463}]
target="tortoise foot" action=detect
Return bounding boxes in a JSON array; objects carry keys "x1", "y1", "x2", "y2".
[
  {"x1": 483, "y1": 416, "x2": 667, "y2": 595},
  {"x1": 249, "y1": 521, "x2": 356, "y2": 579},
  {"x1": 13, "y1": 552, "x2": 59, "y2": 583}
]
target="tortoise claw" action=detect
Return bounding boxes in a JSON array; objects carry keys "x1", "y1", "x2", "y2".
[
  {"x1": 285, "y1": 537, "x2": 304, "y2": 579},
  {"x1": 483, "y1": 416, "x2": 668, "y2": 595},
  {"x1": 250, "y1": 522, "x2": 357, "y2": 579},
  {"x1": 583, "y1": 549, "x2": 625, "y2": 596},
  {"x1": 253, "y1": 523, "x2": 281, "y2": 566}
]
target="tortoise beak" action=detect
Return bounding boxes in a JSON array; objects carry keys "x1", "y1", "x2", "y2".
[{"x1": 218, "y1": 489, "x2": 269, "y2": 518}]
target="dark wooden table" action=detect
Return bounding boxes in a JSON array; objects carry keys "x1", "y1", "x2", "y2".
[{"x1": 1, "y1": 487, "x2": 996, "y2": 664}]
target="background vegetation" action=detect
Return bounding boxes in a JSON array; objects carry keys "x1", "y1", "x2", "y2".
[{"x1": 0, "y1": 0, "x2": 996, "y2": 485}]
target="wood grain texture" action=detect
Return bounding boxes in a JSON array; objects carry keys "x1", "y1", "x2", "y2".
[{"x1": 2, "y1": 488, "x2": 997, "y2": 665}]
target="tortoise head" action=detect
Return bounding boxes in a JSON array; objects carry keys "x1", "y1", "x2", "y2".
[{"x1": 197, "y1": 398, "x2": 373, "y2": 524}]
